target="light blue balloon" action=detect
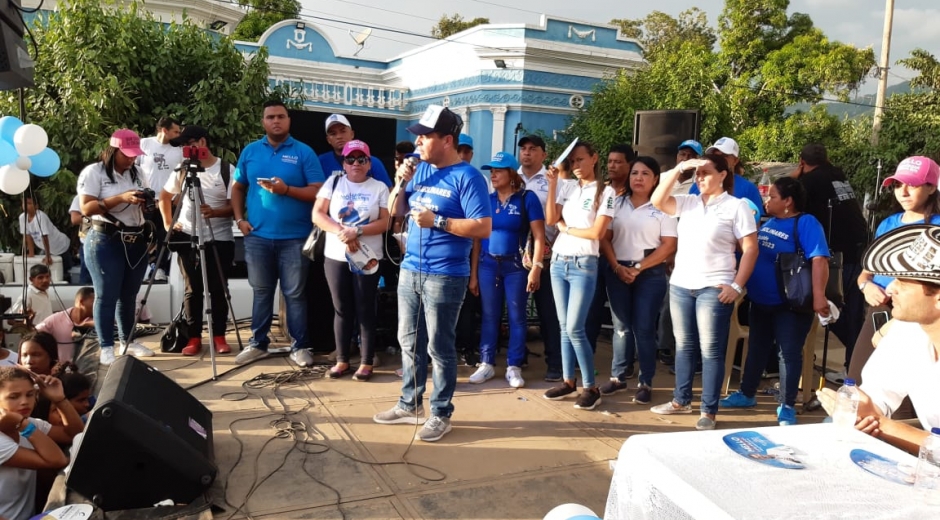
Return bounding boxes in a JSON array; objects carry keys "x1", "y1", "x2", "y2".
[
  {"x1": 0, "y1": 140, "x2": 16, "y2": 166},
  {"x1": 566, "y1": 516, "x2": 601, "y2": 520},
  {"x1": 0, "y1": 116, "x2": 23, "y2": 144},
  {"x1": 30, "y1": 148, "x2": 60, "y2": 177}
]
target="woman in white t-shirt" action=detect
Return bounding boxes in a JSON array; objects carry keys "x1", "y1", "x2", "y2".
[
  {"x1": 542, "y1": 141, "x2": 616, "y2": 410},
  {"x1": 18, "y1": 194, "x2": 72, "y2": 272},
  {"x1": 77, "y1": 129, "x2": 155, "y2": 365},
  {"x1": 649, "y1": 153, "x2": 758, "y2": 430},
  {"x1": 313, "y1": 140, "x2": 390, "y2": 381},
  {"x1": 159, "y1": 126, "x2": 236, "y2": 357},
  {"x1": 598, "y1": 155, "x2": 678, "y2": 406}
]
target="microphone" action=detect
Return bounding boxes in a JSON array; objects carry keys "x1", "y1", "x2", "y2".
[{"x1": 398, "y1": 154, "x2": 420, "y2": 190}]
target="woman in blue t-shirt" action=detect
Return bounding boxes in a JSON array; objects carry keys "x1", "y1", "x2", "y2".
[
  {"x1": 850, "y1": 156, "x2": 940, "y2": 382},
  {"x1": 720, "y1": 178, "x2": 830, "y2": 425},
  {"x1": 468, "y1": 152, "x2": 546, "y2": 389}
]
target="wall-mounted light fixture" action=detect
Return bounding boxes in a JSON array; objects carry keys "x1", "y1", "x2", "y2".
[
  {"x1": 209, "y1": 20, "x2": 227, "y2": 31},
  {"x1": 296, "y1": 22, "x2": 306, "y2": 30},
  {"x1": 494, "y1": 59, "x2": 507, "y2": 69}
]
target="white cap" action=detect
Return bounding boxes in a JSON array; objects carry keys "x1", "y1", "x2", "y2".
[
  {"x1": 706, "y1": 137, "x2": 740, "y2": 157},
  {"x1": 325, "y1": 114, "x2": 352, "y2": 132}
]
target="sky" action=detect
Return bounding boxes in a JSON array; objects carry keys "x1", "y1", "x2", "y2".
[{"x1": 295, "y1": 0, "x2": 940, "y2": 93}]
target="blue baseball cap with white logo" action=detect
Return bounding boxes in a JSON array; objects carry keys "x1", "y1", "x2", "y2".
[
  {"x1": 678, "y1": 139, "x2": 703, "y2": 156},
  {"x1": 481, "y1": 151, "x2": 519, "y2": 170}
]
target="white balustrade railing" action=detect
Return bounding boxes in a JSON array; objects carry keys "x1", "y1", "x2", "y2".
[{"x1": 271, "y1": 76, "x2": 408, "y2": 111}]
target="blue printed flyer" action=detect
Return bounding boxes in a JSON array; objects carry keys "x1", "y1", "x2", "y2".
[
  {"x1": 723, "y1": 431, "x2": 806, "y2": 469},
  {"x1": 850, "y1": 449, "x2": 915, "y2": 486}
]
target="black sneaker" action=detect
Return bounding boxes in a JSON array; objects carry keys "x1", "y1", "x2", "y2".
[
  {"x1": 544, "y1": 368, "x2": 563, "y2": 382},
  {"x1": 543, "y1": 382, "x2": 577, "y2": 400},
  {"x1": 624, "y1": 364, "x2": 635, "y2": 379},
  {"x1": 599, "y1": 379, "x2": 628, "y2": 395},
  {"x1": 633, "y1": 385, "x2": 652, "y2": 405},
  {"x1": 574, "y1": 388, "x2": 602, "y2": 410}
]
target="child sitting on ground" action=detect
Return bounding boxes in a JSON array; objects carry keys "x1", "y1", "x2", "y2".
[
  {"x1": 0, "y1": 367, "x2": 83, "y2": 520},
  {"x1": 17, "y1": 332, "x2": 59, "y2": 377}
]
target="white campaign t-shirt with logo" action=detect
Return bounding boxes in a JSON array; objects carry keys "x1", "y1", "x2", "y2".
[
  {"x1": 77, "y1": 163, "x2": 146, "y2": 227},
  {"x1": 0, "y1": 418, "x2": 53, "y2": 520},
  {"x1": 610, "y1": 197, "x2": 678, "y2": 261},
  {"x1": 552, "y1": 180, "x2": 616, "y2": 257},
  {"x1": 18, "y1": 210, "x2": 70, "y2": 255},
  {"x1": 317, "y1": 175, "x2": 389, "y2": 263},
  {"x1": 163, "y1": 158, "x2": 234, "y2": 241},
  {"x1": 138, "y1": 138, "x2": 182, "y2": 192}
]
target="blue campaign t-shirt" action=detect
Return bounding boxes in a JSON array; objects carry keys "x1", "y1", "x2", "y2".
[
  {"x1": 402, "y1": 161, "x2": 491, "y2": 276},
  {"x1": 872, "y1": 213, "x2": 940, "y2": 289},
  {"x1": 481, "y1": 190, "x2": 545, "y2": 257},
  {"x1": 747, "y1": 214, "x2": 830, "y2": 306},
  {"x1": 691, "y1": 174, "x2": 764, "y2": 219},
  {"x1": 318, "y1": 152, "x2": 393, "y2": 187},
  {"x1": 233, "y1": 136, "x2": 325, "y2": 240}
]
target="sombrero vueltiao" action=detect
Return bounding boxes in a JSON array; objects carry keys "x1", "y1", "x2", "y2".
[{"x1": 863, "y1": 224, "x2": 940, "y2": 285}]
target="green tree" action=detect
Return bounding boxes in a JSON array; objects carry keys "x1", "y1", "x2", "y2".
[
  {"x1": 232, "y1": 0, "x2": 301, "y2": 42},
  {"x1": 431, "y1": 13, "x2": 489, "y2": 39},
  {"x1": 0, "y1": 0, "x2": 288, "y2": 251},
  {"x1": 611, "y1": 8, "x2": 716, "y2": 61}
]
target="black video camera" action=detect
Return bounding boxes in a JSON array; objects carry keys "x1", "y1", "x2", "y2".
[{"x1": 136, "y1": 188, "x2": 157, "y2": 214}]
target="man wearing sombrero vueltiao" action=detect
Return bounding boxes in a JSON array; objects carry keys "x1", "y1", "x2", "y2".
[{"x1": 849, "y1": 223, "x2": 940, "y2": 454}]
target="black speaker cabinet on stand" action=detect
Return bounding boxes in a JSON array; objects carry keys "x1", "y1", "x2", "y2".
[
  {"x1": 633, "y1": 110, "x2": 701, "y2": 171},
  {"x1": 66, "y1": 356, "x2": 217, "y2": 511}
]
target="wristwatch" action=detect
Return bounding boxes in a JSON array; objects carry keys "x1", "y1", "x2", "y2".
[
  {"x1": 858, "y1": 281, "x2": 869, "y2": 291},
  {"x1": 730, "y1": 282, "x2": 743, "y2": 294},
  {"x1": 634, "y1": 262, "x2": 642, "y2": 270},
  {"x1": 356, "y1": 227, "x2": 363, "y2": 237}
]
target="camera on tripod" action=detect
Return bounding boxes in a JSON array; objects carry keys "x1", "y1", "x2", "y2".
[{"x1": 136, "y1": 188, "x2": 157, "y2": 213}]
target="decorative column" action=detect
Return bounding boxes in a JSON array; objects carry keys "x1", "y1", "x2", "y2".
[{"x1": 490, "y1": 105, "x2": 508, "y2": 154}]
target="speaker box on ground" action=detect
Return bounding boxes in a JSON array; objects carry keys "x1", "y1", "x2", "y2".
[
  {"x1": 66, "y1": 356, "x2": 216, "y2": 511},
  {"x1": 633, "y1": 110, "x2": 701, "y2": 171}
]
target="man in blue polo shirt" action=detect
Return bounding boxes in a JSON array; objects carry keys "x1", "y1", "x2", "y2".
[
  {"x1": 373, "y1": 105, "x2": 491, "y2": 442},
  {"x1": 232, "y1": 100, "x2": 325, "y2": 367},
  {"x1": 318, "y1": 113, "x2": 392, "y2": 187}
]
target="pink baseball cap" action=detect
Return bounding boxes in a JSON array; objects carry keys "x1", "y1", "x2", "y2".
[
  {"x1": 110, "y1": 129, "x2": 145, "y2": 157},
  {"x1": 342, "y1": 139, "x2": 370, "y2": 157},
  {"x1": 883, "y1": 156, "x2": 940, "y2": 188}
]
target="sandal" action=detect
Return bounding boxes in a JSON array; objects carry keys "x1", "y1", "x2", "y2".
[
  {"x1": 328, "y1": 365, "x2": 351, "y2": 379},
  {"x1": 352, "y1": 368, "x2": 373, "y2": 381}
]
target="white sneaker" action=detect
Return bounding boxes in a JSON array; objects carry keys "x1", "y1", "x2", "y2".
[
  {"x1": 506, "y1": 366, "x2": 525, "y2": 388},
  {"x1": 100, "y1": 347, "x2": 115, "y2": 366},
  {"x1": 154, "y1": 268, "x2": 168, "y2": 282},
  {"x1": 235, "y1": 347, "x2": 270, "y2": 365},
  {"x1": 289, "y1": 348, "x2": 314, "y2": 367},
  {"x1": 122, "y1": 341, "x2": 154, "y2": 357},
  {"x1": 468, "y1": 362, "x2": 495, "y2": 384}
]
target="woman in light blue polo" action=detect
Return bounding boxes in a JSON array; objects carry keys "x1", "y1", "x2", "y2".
[{"x1": 468, "y1": 152, "x2": 546, "y2": 389}]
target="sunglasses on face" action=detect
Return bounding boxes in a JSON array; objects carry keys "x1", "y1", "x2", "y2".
[{"x1": 344, "y1": 156, "x2": 369, "y2": 165}]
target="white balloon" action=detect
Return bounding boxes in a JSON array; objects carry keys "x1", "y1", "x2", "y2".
[
  {"x1": 15, "y1": 156, "x2": 31, "y2": 171},
  {"x1": 13, "y1": 124, "x2": 48, "y2": 157},
  {"x1": 0, "y1": 164, "x2": 29, "y2": 195},
  {"x1": 543, "y1": 503, "x2": 598, "y2": 520}
]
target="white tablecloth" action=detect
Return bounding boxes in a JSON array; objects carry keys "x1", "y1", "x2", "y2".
[{"x1": 605, "y1": 423, "x2": 935, "y2": 519}]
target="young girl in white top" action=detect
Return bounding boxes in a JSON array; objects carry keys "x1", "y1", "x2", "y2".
[
  {"x1": 649, "y1": 152, "x2": 758, "y2": 430},
  {"x1": 542, "y1": 141, "x2": 616, "y2": 411},
  {"x1": 0, "y1": 367, "x2": 83, "y2": 520}
]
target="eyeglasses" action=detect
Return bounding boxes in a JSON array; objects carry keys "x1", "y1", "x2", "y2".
[{"x1": 344, "y1": 156, "x2": 369, "y2": 165}]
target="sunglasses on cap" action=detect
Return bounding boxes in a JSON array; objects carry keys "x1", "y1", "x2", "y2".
[{"x1": 344, "y1": 156, "x2": 369, "y2": 165}]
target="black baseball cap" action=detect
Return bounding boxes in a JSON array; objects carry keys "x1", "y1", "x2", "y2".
[
  {"x1": 518, "y1": 135, "x2": 546, "y2": 150},
  {"x1": 407, "y1": 105, "x2": 463, "y2": 137},
  {"x1": 171, "y1": 125, "x2": 209, "y2": 146}
]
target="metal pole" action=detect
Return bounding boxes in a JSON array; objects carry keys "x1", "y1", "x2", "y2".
[{"x1": 871, "y1": 0, "x2": 895, "y2": 147}]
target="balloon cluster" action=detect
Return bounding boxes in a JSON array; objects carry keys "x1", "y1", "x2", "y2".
[{"x1": 0, "y1": 116, "x2": 61, "y2": 195}]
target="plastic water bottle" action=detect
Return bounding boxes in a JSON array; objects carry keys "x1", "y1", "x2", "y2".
[
  {"x1": 914, "y1": 427, "x2": 940, "y2": 504},
  {"x1": 758, "y1": 168, "x2": 772, "y2": 203},
  {"x1": 832, "y1": 378, "x2": 860, "y2": 434}
]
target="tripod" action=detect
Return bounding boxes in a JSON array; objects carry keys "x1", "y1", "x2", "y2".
[{"x1": 124, "y1": 153, "x2": 244, "y2": 379}]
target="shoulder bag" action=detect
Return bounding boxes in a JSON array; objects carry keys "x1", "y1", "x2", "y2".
[
  {"x1": 775, "y1": 214, "x2": 815, "y2": 313},
  {"x1": 302, "y1": 173, "x2": 342, "y2": 262}
]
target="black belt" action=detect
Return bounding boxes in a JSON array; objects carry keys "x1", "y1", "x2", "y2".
[
  {"x1": 92, "y1": 221, "x2": 144, "y2": 234},
  {"x1": 486, "y1": 253, "x2": 519, "y2": 261}
]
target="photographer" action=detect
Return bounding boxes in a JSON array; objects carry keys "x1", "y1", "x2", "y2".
[
  {"x1": 158, "y1": 126, "x2": 234, "y2": 356},
  {"x1": 78, "y1": 129, "x2": 155, "y2": 365}
]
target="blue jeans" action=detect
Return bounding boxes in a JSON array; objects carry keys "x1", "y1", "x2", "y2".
[
  {"x1": 243, "y1": 235, "x2": 309, "y2": 351},
  {"x1": 532, "y1": 261, "x2": 562, "y2": 373},
  {"x1": 78, "y1": 245, "x2": 92, "y2": 285},
  {"x1": 397, "y1": 269, "x2": 467, "y2": 418},
  {"x1": 550, "y1": 254, "x2": 598, "y2": 388},
  {"x1": 670, "y1": 285, "x2": 734, "y2": 415},
  {"x1": 741, "y1": 302, "x2": 814, "y2": 407},
  {"x1": 478, "y1": 254, "x2": 528, "y2": 367},
  {"x1": 83, "y1": 229, "x2": 148, "y2": 348},
  {"x1": 607, "y1": 263, "x2": 668, "y2": 386}
]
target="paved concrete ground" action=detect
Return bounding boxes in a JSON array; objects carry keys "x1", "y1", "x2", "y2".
[{"x1": 120, "y1": 327, "x2": 844, "y2": 520}]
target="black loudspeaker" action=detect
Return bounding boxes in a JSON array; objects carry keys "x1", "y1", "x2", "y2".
[
  {"x1": 66, "y1": 356, "x2": 216, "y2": 511},
  {"x1": 632, "y1": 110, "x2": 701, "y2": 171},
  {"x1": 0, "y1": 1, "x2": 34, "y2": 91}
]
